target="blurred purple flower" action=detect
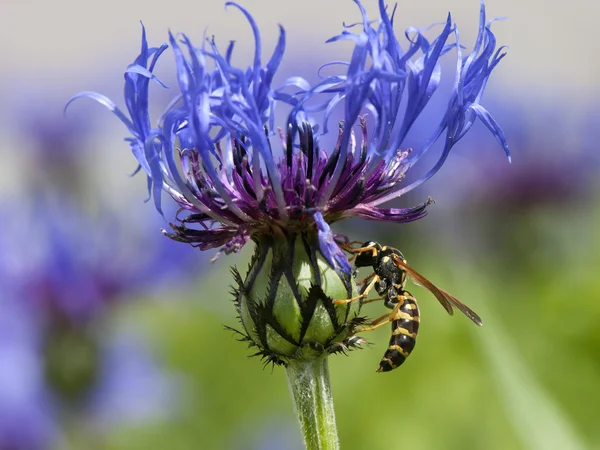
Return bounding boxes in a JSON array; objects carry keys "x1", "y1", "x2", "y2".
[
  {"x1": 0, "y1": 197, "x2": 203, "y2": 448},
  {"x1": 68, "y1": 0, "x2": 509, "y2": 268}
]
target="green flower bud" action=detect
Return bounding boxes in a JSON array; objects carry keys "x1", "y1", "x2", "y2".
[{"x1": 231, "y1": 232, "x2": 366, "y2": 365}]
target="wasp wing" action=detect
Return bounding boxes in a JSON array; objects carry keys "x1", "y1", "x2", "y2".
[
  {"x1": 437, "y1": 287, "x2": 483, "y2": 326},
  {"x1": 391, "y1": 254, "x2": 482, "y2": 326}
]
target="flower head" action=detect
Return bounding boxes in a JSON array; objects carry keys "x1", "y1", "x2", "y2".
[
  {"x1": 68, "y1": 0, "x2": 508, "y2": 264},
  {"x1": 68, "y1": 0, "x2": 509, "y2": 364}
]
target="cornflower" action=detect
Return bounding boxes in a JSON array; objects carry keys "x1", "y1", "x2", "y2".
[
  {"x1": 68, "y1": 1, "x2": 509, "y2": 448},
  {"x1": 0, "y1": 199, "x2": 196, "y2": 449}
]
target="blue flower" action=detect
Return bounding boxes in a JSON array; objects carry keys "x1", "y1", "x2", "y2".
[
  {"x1": 436, "y1": 96, "x2": 594, "y2": 210},
  {"x1": 14, "y1": 97, "x2": 94, "y2": 166},
  {"x1": 66, "y1": 1, "x2": 510, "y2": 364},
  {"x1": 0, "y1": 300, "x2": 57, "y2": 450},
  {"x1": 411, "y1": 94, "x2": 598, "y2": 264},
  {"x1": 86, "y1": 327, "x2": 181, "y2": 430},
  {"x1": 0, "y1": 198, "x2": 193, "y2": 448},
  {"x1": 67, "y1": 0, "x2": 509, "y2": 267},
  {"x1": 1, "y1": 197, "x2": 201, "y2": 324},
  {"x1": 0, "y1": 297, "x2": 179, "y2": 449},
  {"x1": 20, "y1": 99, "x2": 99, "y2": 194}
]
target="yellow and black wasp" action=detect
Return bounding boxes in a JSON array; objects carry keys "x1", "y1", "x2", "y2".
[{"x1": 337, "y1": 241, "x2": 482, "y2": 372}]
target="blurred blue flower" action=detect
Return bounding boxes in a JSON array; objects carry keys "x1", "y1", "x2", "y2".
[
  {"x1": 88, "y1": 328, "x2": 180, "y2": 429},
  {"x1": 3, "y1": 197, "x2": 200, "y2": 324},
  {"x1": 16, "y1": 99, "x2": 94, "y2": 166},
  {"x1": 396, "y1": 93, "x2": 600, "y2": 267},
  {"x1": 0, "y1": 300, "x2": 57, "y2": 450},
  {"x1": 0, "y1": 197, "x2": 202, "y2": 448},
  {"x1": 69, "y1": 0, "x2": 509, "y2": 265},
  {"x1": 0, "y1": 299, "x2": 179, "y2": 450},
  {"x1": 2, "y1": 94, "x2": 98, "y2": 197},
  {"x1": 418, "y1": 94, "x2": 597, "y2": 213}
]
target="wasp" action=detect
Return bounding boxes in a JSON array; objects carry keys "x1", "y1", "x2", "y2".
[{"x1": 336, "y1": 241, "x2": 482, "y2": 372}]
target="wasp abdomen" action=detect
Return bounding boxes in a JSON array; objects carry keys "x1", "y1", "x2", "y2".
[{"x1": 377, "y1": 292, "x2": 420, "y2": 372}]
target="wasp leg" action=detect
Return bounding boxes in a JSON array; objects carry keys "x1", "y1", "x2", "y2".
[
  {"x1": 334, "y1": 274, "x2": 378, "y2": 305},
  {"x1": 357, "y1": 272, "x2": 377, "y2": 286},
  {"x1": 341, "y1": 243, "x2": 378, "y2": 257},
  {"x1": 340, "y1": 241, "x2": 363, "y2": 253},
  {"x1": 355, "y1": 302, "x2": 403, "y2": 333},
  {"x1": 360, "y1": 297, "x2": 386, "y2": 305}
]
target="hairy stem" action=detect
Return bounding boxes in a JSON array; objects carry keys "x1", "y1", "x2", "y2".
[{"x1": 286, "y1": 356, "x2": 339, "y2": 450}]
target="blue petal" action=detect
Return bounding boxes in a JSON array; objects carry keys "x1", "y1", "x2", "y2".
[
  {"x1": 314, "y1": 212, "x2": 352, "y2": 275},
  {"x1": 202, "y1": 10, "x2": 289, "y2": 218},
  {"x1": 68, "y1": 24, "x2": 171, "y2": 216},
  {"x1": 125, "y1": 64, "x2": 169, "y2": 89},
  {"x1": 144, "y1": 135, "x2": 166, "y2": 216},
  {"x1": 65, "y1": 92, "x2": 134, "y2": 133},
  {"x1": 367, "y1": 1, "x2": 510, "y2": 206},
  {"x1": 168, "y1": 33, "x2": 252, "y2": 222},
  {"x1": 391, "y1": 16, "x2": 453, "y2": 155},
  {"x1": 469, "y1": 103, "x2": 510, "y2": 159}
]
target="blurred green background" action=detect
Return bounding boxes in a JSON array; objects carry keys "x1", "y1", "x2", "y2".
[{"x1": 1, "y1": 0, "x2": 599, "y2": 449}]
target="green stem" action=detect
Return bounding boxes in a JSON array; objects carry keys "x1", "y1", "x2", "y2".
[{"x1": 286, "y1": 356, "x2": 339, "y2": 450}]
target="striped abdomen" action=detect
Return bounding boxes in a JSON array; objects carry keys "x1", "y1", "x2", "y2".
[{"x1": 377, "y1": 292, "x2": 420, "y2": 372}]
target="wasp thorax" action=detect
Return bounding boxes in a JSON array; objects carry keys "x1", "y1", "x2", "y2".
[{"x1": 232, "y1": 233, "x2": 364, "y2": 365}]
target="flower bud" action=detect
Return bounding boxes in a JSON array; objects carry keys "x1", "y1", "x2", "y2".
[{"x1": 232, "y1": 233, "x2": 365, "y2": 365}]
